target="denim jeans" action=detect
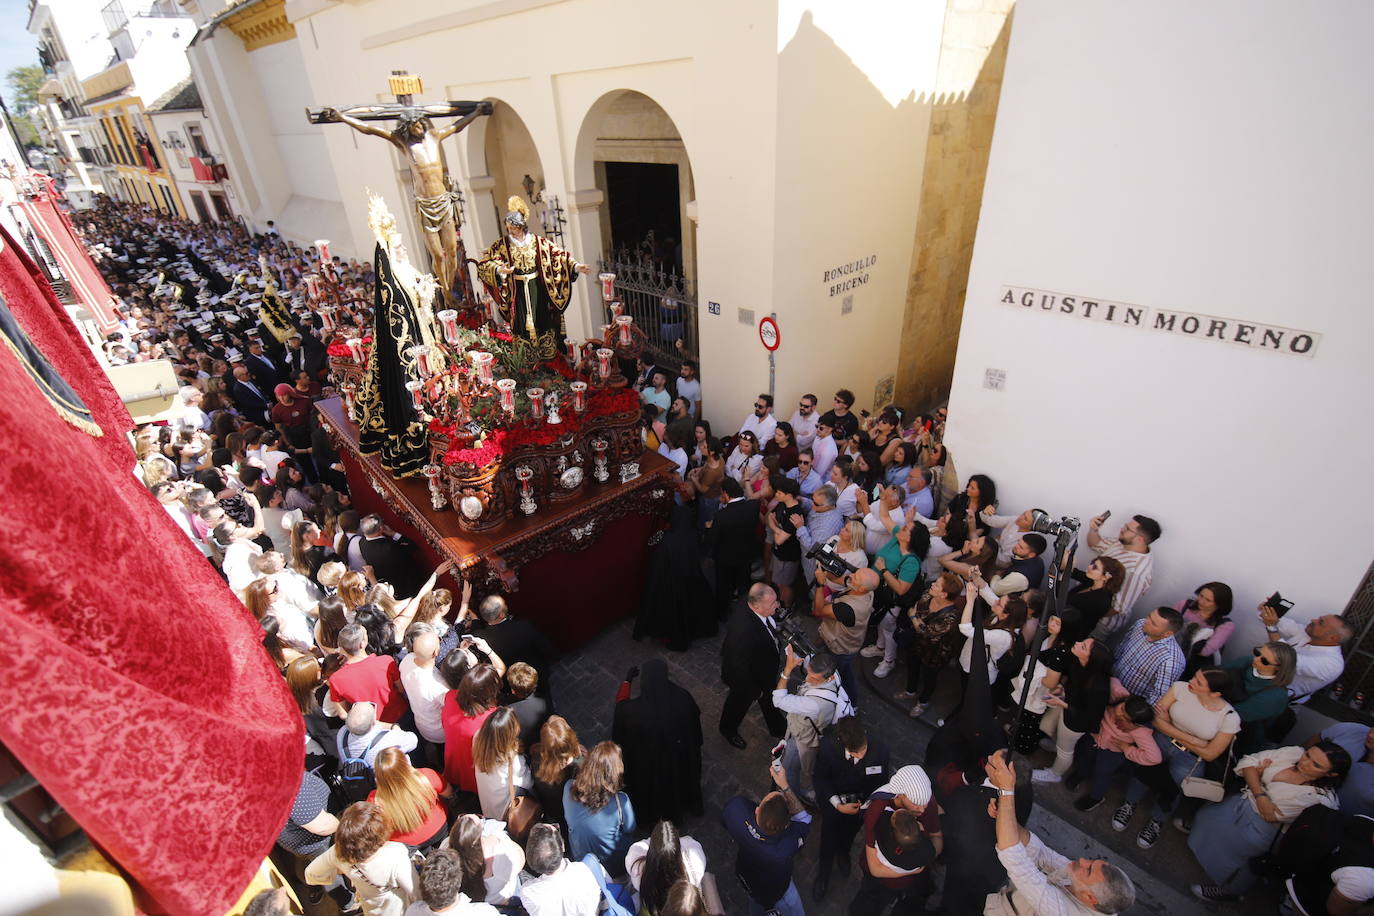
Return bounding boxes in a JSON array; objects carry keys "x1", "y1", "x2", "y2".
[
  {"x1": 1125, "y1": 734, "x2": 1196, "y2": 819},
  {"x1": 748, "y1": 879, "x2": 804, "y2": 916}
]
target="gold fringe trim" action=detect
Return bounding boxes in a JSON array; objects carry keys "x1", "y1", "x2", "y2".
[{"x1": 0, "y1": 332, "x2": 103, "y2": 437}]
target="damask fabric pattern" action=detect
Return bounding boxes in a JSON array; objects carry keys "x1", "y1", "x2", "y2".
[
  {"x1": 0, "y1": 226, "x2": 303, "y2": 916},
  {"x1": 357, "y1": 242, "x2": 430, "y2": 477}
]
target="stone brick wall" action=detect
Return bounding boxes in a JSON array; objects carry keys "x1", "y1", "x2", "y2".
[{"x1": 894, "y1": 0, "x2": 1013, "y2": 413}]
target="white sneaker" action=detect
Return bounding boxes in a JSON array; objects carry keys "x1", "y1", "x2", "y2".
[
  {"x1": 873, "y1": 661, "x2": 894, "y2": 678},
  {"x1": 1030, "y1": 768, "x2": 1062, "y2": 784},
  {"x1": 860, "y1": 645, "x2": 884, "y2": 658}
]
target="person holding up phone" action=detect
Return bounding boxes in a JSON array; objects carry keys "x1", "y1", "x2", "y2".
[
  {"x1": 1085, "y1": 511, "x2": 1162, "y2": 636},
  {"x1": 1260, "y1": 601, "x2": 1352, "y2": 704}
]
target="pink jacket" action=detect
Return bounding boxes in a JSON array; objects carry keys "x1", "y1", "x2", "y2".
[{"x1": 1093, "y1": 679, "x2": 1162, "y2": 765}]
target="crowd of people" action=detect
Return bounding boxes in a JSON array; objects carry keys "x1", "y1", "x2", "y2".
[{"x1": 78, "y1": 197, "x2": 1368, "y2": 916}]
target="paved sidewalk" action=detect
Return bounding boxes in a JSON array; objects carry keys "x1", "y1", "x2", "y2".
[{"x1": 548, "y1": 610, "x2": 1255, "y2": 914}]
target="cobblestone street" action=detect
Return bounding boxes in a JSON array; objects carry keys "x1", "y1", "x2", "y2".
[{"x1": 546, "y1": 601, "x2": 1246, "y2": 915}]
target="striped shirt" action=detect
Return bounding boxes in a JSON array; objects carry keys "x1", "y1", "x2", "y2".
[
  {"x1": 1113, "y1": 621, "x2": 1185, "y2": 705},
  {"x1": 1094, "y1": 537, "x2": 1153, "y2": 617}
]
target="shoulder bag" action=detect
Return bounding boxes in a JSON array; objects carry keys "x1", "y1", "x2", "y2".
[
  {"x1": 1179, "y1": 741, "x2": 1235, "y2": 802},
  {"x1": 503, "y1": 755, "x2": 541, "y2": 841}
]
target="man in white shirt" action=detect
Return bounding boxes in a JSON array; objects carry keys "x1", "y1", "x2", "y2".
[
  {"x1": 986, "y1": 753, "x2": 1135, "y2": 916},
  {"x1": 772, "y1": 646, "x2": 852, "y2": 801},
  {"x1": 1262, "y1": 605, "x2": 1351, "y2": 702},
  {"x1": 518, "y1": 824, "x2": 601, "y2": 916},
  {"x1": 789, "y1": 393, "x2": 820, "y2": 450},
  {"x1": 739, "y1": 393, "x2": 778, "y2": 445},
  {"x1": 400, "y1": 628, "x2": 450, "y2": 767},
  {"x1": 812, "y1": 419, "x2": 839, "y2": 482},
  {"x1": 902, "y1": 468, "x2": 936, "y2": 520},
  {"x1": 675, "y1": 359, "x2": 702, "y2": 418},
  {"x1": 176, "y1": 385, "x2": 211, "y2": 432}
]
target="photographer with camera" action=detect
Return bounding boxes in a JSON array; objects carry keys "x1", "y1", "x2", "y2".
[
  {"x1": 810, "y1": 716, "x2": 892, "y2": 902},
  {"x1": 771, "y1": 645, "x2": 853, "y2": 804},
  {"x1": 812, "y1": 565, "x2": 880, "y2": 709}
]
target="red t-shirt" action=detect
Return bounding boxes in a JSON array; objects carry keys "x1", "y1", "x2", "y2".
[
  {"x1": 270, "y1": 399, "x2": 311, "y2": 428},
  {"x1": 368, "y1": 768, "x2": 447, "y2": 846},
  {"x1": 329, "y1": 655, "x2": 408, "y2": 723},
  {"x1": 441, "y1": 694, "x2": 496, "y2": 792}
]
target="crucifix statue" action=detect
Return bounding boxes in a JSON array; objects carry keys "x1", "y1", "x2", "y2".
[{"x1": 308, "y1": 72, "x2": 491, "y2": 308}]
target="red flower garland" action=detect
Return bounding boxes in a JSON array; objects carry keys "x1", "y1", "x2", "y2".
[{"x1": 440, "y1": 386, "x2": 640, "y2": 468}]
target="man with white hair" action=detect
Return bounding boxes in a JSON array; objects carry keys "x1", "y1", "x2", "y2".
[
  {"x1": 176, "y1": 385, "x2": 211, "y2": 432},
  {"x1": 985, "y1": 752, "x2": 1136, "y2": 916},
  {"x1": 337, "y1": 702, "x2": 417, "y2": 768}
]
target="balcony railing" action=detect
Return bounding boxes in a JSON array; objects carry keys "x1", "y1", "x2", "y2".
[{"x1": 101, "y1": 0, "x2": 182, "y2": 34}]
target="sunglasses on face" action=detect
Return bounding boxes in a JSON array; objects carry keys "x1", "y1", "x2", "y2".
[{"x1": 1252, "y1": 647, "x2": 1276, "y2": 665}]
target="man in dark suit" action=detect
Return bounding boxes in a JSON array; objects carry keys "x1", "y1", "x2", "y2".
[
  {"x1": 356, "y1": 514, "x2": 426, "y2": 599},
  {"x1": 719, "y1": 582, "x2": 786, "y2": 749},
  {"x1": 230, "y1": 364, "x2": 272, "y2": 426},
  {"x1": 707, "y1": 477, "x2": 760, "y2": 620},
  {"x1": 245, "y1": 338, "x2": 288, "y2": 390},
  {"x1": 477, "y1": 595, "x2": 556, "y2": 696}
]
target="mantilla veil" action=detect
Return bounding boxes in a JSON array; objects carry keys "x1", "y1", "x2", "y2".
[{"x1": 355, "y1": 194, "x2": 435, "y2": 477}]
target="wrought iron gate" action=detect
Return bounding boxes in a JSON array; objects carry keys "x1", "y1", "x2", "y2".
[{"x1": 596, "y1": 249, "x2": 697, "y2": 369}]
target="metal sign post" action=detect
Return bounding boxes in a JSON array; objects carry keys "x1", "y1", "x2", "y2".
[{"x1": 759, "y1": 313, "x2": 780, "y2": 400}]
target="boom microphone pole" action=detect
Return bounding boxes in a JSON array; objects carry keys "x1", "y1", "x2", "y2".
[{"x1": 1009, "y1": 511, "x2": 1081, "y2": 754}]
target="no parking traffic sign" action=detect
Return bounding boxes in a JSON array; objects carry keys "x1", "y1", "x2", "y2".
[{"x1": 758, "y1": 315, "x2": 780, "y2": 351}]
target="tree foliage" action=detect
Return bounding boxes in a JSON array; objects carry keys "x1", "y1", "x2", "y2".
[{"x1": 6, "y1": 65, "x2": 46, "y2": 113}]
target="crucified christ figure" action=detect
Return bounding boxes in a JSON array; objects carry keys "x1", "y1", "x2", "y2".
[{"x1": 315, "y1": 101, "x2": 491, "y2": 307}]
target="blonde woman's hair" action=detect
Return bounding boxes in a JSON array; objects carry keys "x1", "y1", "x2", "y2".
[
  {"x1": 338, "y1": 571, "x2": 369, "y2": 611},
  {"x1": 372, "y1": 746, "x2": 437, "y2": 836},
  {"x1": 472, "y1": 707, "x2": 521, "y2": 774},
  {"x1": 842, "y1": 519, "x2": 867, "y2": 551},
  {"x1": 535, "y1": 716, "x2": 583, "y2": 784},
  {"x1": 317, "y1": 561, "x2": 346, "y2": 590}
]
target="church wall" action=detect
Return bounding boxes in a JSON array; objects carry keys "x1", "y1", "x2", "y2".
[
  {"x1": 947, "y1": 0, "x2": 1374, "y2": 658},
  {"x1": 289, "y1": 0, "x2": 782, "y2": 420},
  {"x1": 766, "y1": 1, "x2": 945, "y2": 422}
]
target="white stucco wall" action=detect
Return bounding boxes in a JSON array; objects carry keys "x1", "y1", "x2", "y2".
[
  {"x1": 948, "y1": 0, "x2": 1374, "y2": 658},
  {"x1": 285, "y1": 0, "x2": 952, "y2": 433}
]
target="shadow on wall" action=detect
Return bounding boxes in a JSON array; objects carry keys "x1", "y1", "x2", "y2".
[
  {"x1": 895, "y1": 3, "x2": 1014, "y2": 414},
  {"x1": 770, "y1": 9, "x2": 933, "y2": 421}
]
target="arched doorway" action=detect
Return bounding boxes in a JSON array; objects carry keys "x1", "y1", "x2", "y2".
[
  {"x1": 460, "y1": 101, "x2": 548, "y2": 245},
  {"x1": 573, "y1": 91, "x2": 697, "y2": 367}
]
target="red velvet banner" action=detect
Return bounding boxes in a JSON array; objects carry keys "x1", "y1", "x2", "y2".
[
  {"x1": 0, "y1": 226, "x2": 302, "y2": 915},
  {"x1": 17, "y1": 196, "x2": 120, "y2": 332}
]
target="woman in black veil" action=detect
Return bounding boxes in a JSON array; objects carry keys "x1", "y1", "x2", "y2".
[
  {"x1": 632, "y1": 499, "x2": 716, "y2": 651},
  {"x1": 612, "y1": 658, "x2": 704, "y2": 827}
]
